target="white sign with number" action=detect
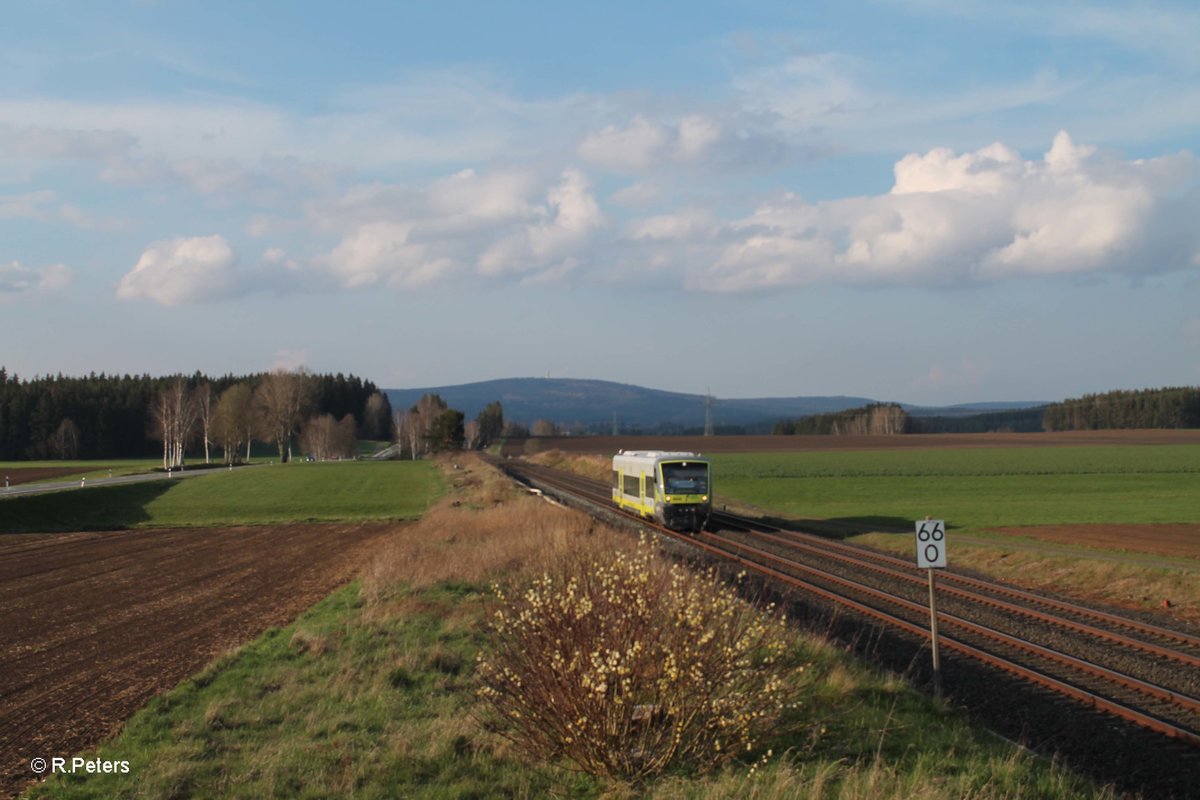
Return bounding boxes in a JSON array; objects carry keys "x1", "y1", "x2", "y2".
[{"x1": 915, "y1": 519, "x2": 947, "y2": 569}]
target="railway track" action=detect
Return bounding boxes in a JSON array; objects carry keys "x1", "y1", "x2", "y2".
[{"x1": 489, "y1": 457, "x2": 1200, "y2": 755}]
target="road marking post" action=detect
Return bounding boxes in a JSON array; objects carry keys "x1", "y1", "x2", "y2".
[{"x1": 916, "y1": 517, "x2": 947, "y2": 697}]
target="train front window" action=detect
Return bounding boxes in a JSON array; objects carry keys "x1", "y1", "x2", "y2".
[{"x1": 662, "y1": 463, "x2": 708, "y2": 494}]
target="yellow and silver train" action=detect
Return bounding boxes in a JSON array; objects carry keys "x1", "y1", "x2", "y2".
[{"x1": 611, "y1": 450, "x2": 711, "y2": 532}]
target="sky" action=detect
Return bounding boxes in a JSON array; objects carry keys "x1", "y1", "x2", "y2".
[{"x1": 2, "y1": 0, "x2": 1198, "y2": 405}]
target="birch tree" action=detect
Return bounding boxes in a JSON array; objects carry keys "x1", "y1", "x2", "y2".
[{"x1": 255, "y1": 368, "x2": 315, "y2": 463}]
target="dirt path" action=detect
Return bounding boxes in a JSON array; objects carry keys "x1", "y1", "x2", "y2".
[{"x1": 0, "y1": 522, "x2": 404, "y2": 798}]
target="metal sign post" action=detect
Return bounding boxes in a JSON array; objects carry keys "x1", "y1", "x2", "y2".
[{"x1": 916, "y1": 518, "x2": 947, "y2": 697}]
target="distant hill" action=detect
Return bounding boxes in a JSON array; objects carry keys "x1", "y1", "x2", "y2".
[
  {"x1": 385, "y1": 378, "x2": 1050, "y2": 434},
  {"x1": 385, "y1": 378, "x2": 876, "y2": 433}
]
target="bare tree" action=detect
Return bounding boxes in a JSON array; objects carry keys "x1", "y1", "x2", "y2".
[
  {"x1": 301, "y1": 414, "x2": 337, "y2": 460},
  {"x1": 49, "y1": 418, "x2": 80, "y2": 459},
  {"x1": 301, "y1": 413, "x2": 359, "y2": 460},
  {"x1": 194, "y1": 383, "x2": 214, "y2": 464},
  {"x1": 149, "y1": 379, "x2": 197, "y2": 469},
  {"x1": 404, "y1": 410, "x2": 422, "y2": 459},
  {"x1": 464, "y1": 419, "x2": 480, "y2": 450},
  {"x1": 531, "y1": 419, "x2": 558, "y2": 437},
  {"x1": 149, "y1": 389, "x2": 171, "y2": 470},
  {"x1": 255, "y1": 368, "x2": 315, "y2": 463},
  {"x1": 362, "y1": 392, "x2": 391, "y2": 440},
  {"x1": 336, "y1": 413, "x2": 357, "y2": 458},
  {"x1": 213, "y1": 383, "x2": 255, "y2": 464}
]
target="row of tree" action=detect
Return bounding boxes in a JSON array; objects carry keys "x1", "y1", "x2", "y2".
[
  {"x1": 1043, "y1": 387, "x2": 1200, "y2": 431},
  {"x1": 390, "y1": 397, "x2": 537, "y2": 458},
  {"x1": 907, "y1": 407, "x2": 1046, "y2": 434},
  {"x1": 0, "y1": 367, "x2": 391, "y2": 462},
  {"x1": 773, "y1": 403, "x2": 910, "y2": 436}
]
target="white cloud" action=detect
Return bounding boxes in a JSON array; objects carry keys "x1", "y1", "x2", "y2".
[
  {"x1": 307, "y1": 165, "x2": 603, "y2": 290},
  {"x1": 0, "y1": 125, "x2": 135, "y2": 161},
  {"x1": 0, "y1": 260, "x2": 73, "y2": 295},
  {"x1": 578, "y1": 116, "x2": 671, "y2": 171},
  {"x1": 731, "y1": 43, "x2": 1198, "y2": 156},
  {"x1": 627, "y1": 208, "x2": 715, "y2": 241},
  {"x1": 117, "y1": 235, "x2": 238, "y2": 305},
  {"x1": 426, "y1": 168, "x2": 539, "y2": 228},
  {"x1": 676, "y1": 115, "x2": 721, "y2": 160},
  {"x1": 0, "y1": 190, "x2": 57, "y2": 219},
  {"x1": 609, "y1": 180, "x2": 661, "y2": 207},
  {"x1": 626, "y1": 132, "x2": 1200, "y2": 291},
  {"x1": 0, "y1": 189, "x2": 122, "y2": 229},
  {"x1": 577, "y1": 113, "x2": 787, "y2": 173},
  {"x1": 322, "y1": 221, "x2": 456, "y2": 289},
  {"x1": 478, "y1": 167, "x2": 603, "y2": 278}
]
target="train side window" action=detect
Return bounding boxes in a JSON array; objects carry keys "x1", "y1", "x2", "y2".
[
  {"x1": 623, "y1": 474, "x2": 638, "y2": 496},
  {"x1": 612, "y1": 470, "x2": 620, "y2": 489},
  {"x1": 646, "y1": 471, "x2": 656, "y2": 497}
]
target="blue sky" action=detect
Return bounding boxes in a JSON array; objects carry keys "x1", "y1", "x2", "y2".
[{"x1": 2, "y1": 0, "x2": 1197, "y2": 404}]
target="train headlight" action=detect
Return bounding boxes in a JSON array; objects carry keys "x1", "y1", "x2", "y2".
[{"x1": 702, "y1": 495, "x2": 708, "y2": 502}]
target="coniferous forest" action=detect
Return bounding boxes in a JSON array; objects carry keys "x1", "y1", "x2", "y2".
[
  {"x1": 0, "y1": 368, "x2": 390, "y2": 461},
  {"x1": 1042, "y1": 386, "x2": 1200, "y2": 431}
]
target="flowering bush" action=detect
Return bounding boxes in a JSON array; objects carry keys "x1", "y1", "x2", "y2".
[{"x1": 476, "y1": 536, "x2": 795, "y2": 781}]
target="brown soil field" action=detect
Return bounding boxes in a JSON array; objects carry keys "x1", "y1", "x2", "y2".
[
  {"x1": 987, "y1": 523, "x2": 1200, "y2": 561},
  {"x1": 1, "y1": 467, "x2": 94, "y2": 487},
  {"x1": 504, "y1": 429, "x2": 1200, "y2": 456},
  {"x1": 0, "y1": 521, "x2": 404, "y2": 798}
]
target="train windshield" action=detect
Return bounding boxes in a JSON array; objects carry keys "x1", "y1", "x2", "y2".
[{"x1": 662, "y1": 463, "x2": 708, "y2": 494}]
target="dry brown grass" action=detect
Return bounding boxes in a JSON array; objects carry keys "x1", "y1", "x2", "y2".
[
  {"x1": 526, "y1": 449, "x2": 612, "y2": 482},
  {"x1": 361, "y1": 453, "x2": 600, "y2": 604},
  {"x1": 855, "y1": 533, "x2": 1200, "y2": 622}
]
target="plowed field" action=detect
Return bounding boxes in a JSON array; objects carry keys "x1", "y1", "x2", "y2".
[
  {"x1": 987, "y1": 523, "x2": 1200, "y2": 560},
  {"x1": 1, "y1": 522, "x2": 403, "y2": 798},
  {"x1": 1, "y1": 467, "x2": 91, "y2": 487},
  {"x1": 505, "y1": 429, "x2": 1200, "y2": 456}
]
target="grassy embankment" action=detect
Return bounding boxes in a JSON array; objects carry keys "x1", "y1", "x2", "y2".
[
  {"x1": 25, "y1": 456, "x2": 1111, "y2": 799},
  {"x1": 0, "y1": 461, "x2": 444, "y2": 532},
  {"x1": 709, "y1": 445, "x2": 1200, "y2": 618}
]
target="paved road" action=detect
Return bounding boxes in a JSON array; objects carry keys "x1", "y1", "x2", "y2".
[{"x1": 1, "y1": 464, "x2": 263, "y2": 499}]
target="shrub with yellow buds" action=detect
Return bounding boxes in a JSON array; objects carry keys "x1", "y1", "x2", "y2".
[{"x1": 476, "y1": 535, "x2": 797, "y2": 781}]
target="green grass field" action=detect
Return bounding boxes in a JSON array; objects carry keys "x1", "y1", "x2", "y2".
[
  {"x1": 0, "y1": 461, "x2": 443, "y2": 533},
  {"x1": 711, "y1": 445, "x2": 1200, "y2": 533}
]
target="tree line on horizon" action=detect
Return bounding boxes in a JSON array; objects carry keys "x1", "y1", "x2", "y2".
[
  {"x1": 772, "y1": 403, "x2": 911, "y2": 436},
  {"x1": 1042, "y1": 386, "x2": 1200, "y2": 431},
  {"x1": 391, "y1": 397, "x2": 537, "y2": 458},
  {"x1": 771, "y1": 386, "x2": 1200, "y2": 436},
  {"x1": 0, "y1": 367, "x2": 391, "y2": 464}
]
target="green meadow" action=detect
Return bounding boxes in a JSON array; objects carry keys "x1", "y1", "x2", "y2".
[
  {"x1": 0, "y1": 461, "x2": 443, "y2": 532},
  {"x1": 710, "y1": 445, "x2": 1200, "y2": 533}
]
